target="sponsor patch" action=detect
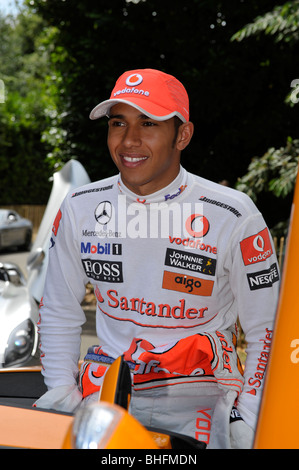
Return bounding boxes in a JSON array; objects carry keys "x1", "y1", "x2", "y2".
[
  {"x1": 52, "y1": 209, "x2": 62, "y2": 236},
  {"x1": 247, "y1": 263, "x2": 279, "y2": 290},
  {"x1": 81, "y1": 242, "x2": 122, "y2": 255},
  {"x1": 165, "y1": 248, "x2": 216, "y2": 276},
  {"x1": 240, "y1": 228, "x2": 273, "y2": 266},
  {"x1": 162, "y1": 271, "x2": 214, "y2": 296},
  {"x1": 199, "y1": 196, "x2": 242, "y2": 218},
  {"x1": 71, "y1": 184, "x2": 113, "y2": 198},
  {"x1": 82, "y1": 259, "x2": 123, "y2": 282}
]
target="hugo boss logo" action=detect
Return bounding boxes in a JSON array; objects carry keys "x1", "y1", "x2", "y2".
[{"x1": 82, "y1": 259, "x2": 123, "y2": 282}]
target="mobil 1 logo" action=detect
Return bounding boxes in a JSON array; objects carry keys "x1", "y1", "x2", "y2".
[{"x1": 82, "y1": 259, "x2": 123, "y2": 282}]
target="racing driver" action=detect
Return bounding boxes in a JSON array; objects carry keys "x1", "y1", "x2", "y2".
[{"x1": 34, "y1": 68, "x2": 280, "y2": 449}]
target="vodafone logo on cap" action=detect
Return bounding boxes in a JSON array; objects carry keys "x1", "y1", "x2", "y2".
[{"x1": 126, "y1": 73, "x2": 143, "y2": 87}]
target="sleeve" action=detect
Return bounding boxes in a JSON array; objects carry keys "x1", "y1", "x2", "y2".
[
  {"x1": 227, "y1": 210, "x2": 280, "y2": 429},
  {"x1": 38, "y1": 194, "x2": 88, "y2": 391}
]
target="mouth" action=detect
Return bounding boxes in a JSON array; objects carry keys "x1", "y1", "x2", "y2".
[{"x1": 120, "y1": 154, "x2": 148, "y2": 168}]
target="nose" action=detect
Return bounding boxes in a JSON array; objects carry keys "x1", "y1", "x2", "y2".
[{"x1": 122, "y1": 125, "x2": 142, "y2": 147}]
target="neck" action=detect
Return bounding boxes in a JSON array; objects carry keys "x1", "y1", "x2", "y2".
[{"x1": 118, "y1": 166, "x2": 188, "y2": 204}]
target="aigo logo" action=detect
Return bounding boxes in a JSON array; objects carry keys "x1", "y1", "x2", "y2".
[
  {"x1": 126, "y1": 73, "x2": 143, "y2": 87},
  {"x1": 162, "y1": 270, "x2": 214, "y2": 296}
]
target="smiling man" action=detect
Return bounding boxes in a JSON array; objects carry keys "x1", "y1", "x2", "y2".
[
  {"x1": 35, "y1": 69, "x2": 280, "y2": 449},
  {"x1": 106, "y1": 103, "x2": 193, "y2": 195}
]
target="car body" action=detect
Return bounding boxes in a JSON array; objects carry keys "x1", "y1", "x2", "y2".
[
  {"x1": 0, "y1": 160, "x2": 91, "y2": 369},
  {"x1": 27, "y1": 159, "x2": 91, "y2": 304},
  {"x1": 0, "y1": 209, "x2": 32, "y2": 251},
  {"x1": 0, "y1": 262, "x2": 39, "y2": 368},
  {"x1": 254, "y1": 165, "x2": 299, "y2": 448},
  {"x1": 0, "y1": 366, "x2": 73, "y2": 449},
  {"x1": 0, "y1": 358, "x2": 205, "y2": 449}
]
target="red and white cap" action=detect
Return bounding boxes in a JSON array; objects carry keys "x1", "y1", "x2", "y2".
[{"x1": 89, "y1": 68, "x2": 189, "y2": 123}]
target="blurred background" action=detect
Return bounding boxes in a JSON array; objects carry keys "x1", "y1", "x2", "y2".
[
  {"x1": 0, "y1": 0, "x2": 298, "y2": 368},
  {"x1": 1, "y1": 0, "x2": 299, "y2": 238}
]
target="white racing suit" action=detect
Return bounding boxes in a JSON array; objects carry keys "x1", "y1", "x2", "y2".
[{"x1": 35, "y1": 166, "x2": 279, "y2": 448}]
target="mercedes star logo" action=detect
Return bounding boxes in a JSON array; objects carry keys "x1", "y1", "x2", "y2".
[{"x1": 95, "y1": 201, "x2": 112, "y2": 225}]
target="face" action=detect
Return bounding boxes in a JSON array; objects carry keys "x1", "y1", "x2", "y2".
[{"x1": 107, "y1": 103, "x2": 193, "y2": 195}]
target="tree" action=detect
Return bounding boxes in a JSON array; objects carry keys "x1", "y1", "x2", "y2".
[
  {"x1": 232, "y1": 1, "x2": 299, "y2": 232},
  {"x1": 0, "y1": 10, "x2": 54, "y2": 204},
  {"x1": 25, "y1": 0, "x2": 299, "y2": 211},
  {"x1": 2, "y1": 0, "x2": 299, "y2": 217},
  {"x1": 231, "y1": 0, "x2": 299, "y2": 44}
]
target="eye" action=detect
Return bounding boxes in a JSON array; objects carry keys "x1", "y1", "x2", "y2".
[
  {"x1": 142, "y1": 120, "x2": 157, "y2": 127},
  {"x1": 109, "y1": 119, "x2": 125, "y2": 127}
]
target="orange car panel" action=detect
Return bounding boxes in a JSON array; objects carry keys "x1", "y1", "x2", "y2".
[
  {"x1": 254, "y1": 166, "x2": 299, "y2": 448},
  {"x1": 0, "y1": 405, "x2": 73, "y2": 449}
]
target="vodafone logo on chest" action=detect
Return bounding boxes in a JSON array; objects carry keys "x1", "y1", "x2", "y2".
[{"x1": 240, "y1": 227, "x2": 273, "y2": 266}]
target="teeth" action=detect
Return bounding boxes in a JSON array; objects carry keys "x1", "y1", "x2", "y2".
[{"x1": 122, "y1": 156, "x2": 147, "y2": 162}]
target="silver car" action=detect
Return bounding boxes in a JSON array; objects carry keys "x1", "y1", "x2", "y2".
[
  {"x1": 0, "y1": 262, "x2": 39, "y2": 367},
  {"x1": 0, "y1": 209, "x2": 32, "y2": 251}
]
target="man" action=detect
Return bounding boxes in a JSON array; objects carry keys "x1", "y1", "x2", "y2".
[{"x1": 35, "y1": 69, "x2": 279, "y2": 448}]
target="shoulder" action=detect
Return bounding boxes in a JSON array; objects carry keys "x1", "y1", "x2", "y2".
[
  {"x1": 188, "y1": 172, "x2": 259, "y2": 219},
  {"x1": 68, "y1": 174, "x2": 118, "y2": 200}
]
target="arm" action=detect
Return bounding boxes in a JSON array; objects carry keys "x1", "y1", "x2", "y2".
[
  {"x1": 228, "y1": 213, "x2": 280, "y2": 429},
  {"x1": 35, "y1": 196, "x2": 88, "y2": 411}
]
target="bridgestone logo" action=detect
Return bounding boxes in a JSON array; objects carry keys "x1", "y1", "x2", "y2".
[
  {"x1": 247, "y1": 263, "x2": 279, "y2": 290},
  {"x1": 199, "y1": 196, "x2": 242, "y2": 218}
]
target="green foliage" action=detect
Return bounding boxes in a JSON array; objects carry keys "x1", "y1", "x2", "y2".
[
  {"x1": 0, "y1": 10, "x2": 54, "y2": 203},
  {"x1": 231, "y1": 1, "x2": 299, "y2": 44},
  {"x1": 236, "y1": 137, "x2": 299, "y2": 237},
  {"x1": 236, "y1": 137, "x2": 299, "y2": 201},
  {"x1": 22, "y1": 0, "x2": 299, "y2": 190},
  {"x1": 231, "y1": 1, "x2": 299, "y2": 108},
  {"x1": 231, "y1": 1, "x2": 299, "y2": 231},
  {"x1": 1, "y1": 0, "x2": 299, "y2": 218}
]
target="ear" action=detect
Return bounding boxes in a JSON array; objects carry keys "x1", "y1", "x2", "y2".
[{"x1": 176, "y1": 121, "x2": 194, "y2": 151}]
